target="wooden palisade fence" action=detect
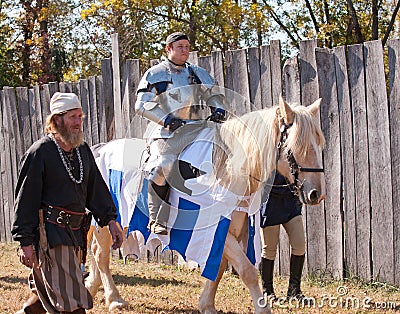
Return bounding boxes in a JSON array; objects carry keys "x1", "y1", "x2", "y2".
[{"x1": 1, "y1": 34, "x2": 400, "y2": 286}]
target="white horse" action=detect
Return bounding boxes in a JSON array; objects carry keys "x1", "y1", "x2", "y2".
[{"x1": 85, "y1": 96, "x2": 326, "y2": 313}]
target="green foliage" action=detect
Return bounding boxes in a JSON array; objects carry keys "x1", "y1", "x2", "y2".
[
  {"x1": 0, "y1": 0, "x2": 22, "y2": 87},
  {"x1": 1, "y1": 0, "x2": 400, "y2": 87},
  {"x1": 262, "y1": 0, "x2": 398, "y2": 48}
]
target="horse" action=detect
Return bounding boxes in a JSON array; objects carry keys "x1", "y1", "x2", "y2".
[{"x1": 85, "y1": 96, "x2": 326, "y2": 313}]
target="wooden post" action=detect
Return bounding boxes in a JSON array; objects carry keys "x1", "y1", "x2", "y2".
[
  {"x1": 347, "y1": 43, "x2": 371, "y2": 280},
  {"x1": 96, "y1": 75, "x2": 108, "y2": 143},
  {"x1": 316, "y1": 47, "x2": 343, "y2": 279},
  {"x1": 80, "y1": 79, "x2": 92, "y2": 146},
  {"x1": 112, "y1": 33, "x2": 123, "y2": 139},
  {"x1": 16, "y1": 87, "x2": 33, "y2": 151},
  {"x1": 365, "y1": 40, "x2": 394, "y2": 283},
  {"x1": 88, "y1": 76, "x2": 100, "y2": 145},
  {"x1": 1, "y1": 88, "x2": 17, "y2": 242},
  {"x1": 283, "y1": 57, "x2": 301, "y2": 105},
  {"x1": 211, "y1": 50, "x2": 225, "y2": 87},
  {"x1": 299, "y1": 40, "x2": 326, "y2": 274},
  {"x1": 260, "y1": 45, "x2": 273, "y2": 108},
  {"x1": 188, "y1": 51, "x2": 198, "y2": 65},
  {"x1": 101, "y1": 58, "x2": 114, "y2": 141},
  {"x1": 334, "y1": 45, "x2": 356, "y2": 279},
  {"x1": 198, "y1": 56, "x2": 212, "y2": 73},
  {"x1": 270, "y1": 40, "x2": 282, "y2": 106},
  {"x1": 281, "y1": 56, "x2": 302, "y2": 276},
  {"x1": 0, "y1": 90, "x2": 13, "y2": 242},
  {"x1": 225, "y1": 49, "x2": 251, "y2": 116},
  {"x1": 121, "y1": 59, "x2": 141, "y2": 138},
  {"x1": 32, "y1": 86, "x2": 44, "y2": 139},
  {"x1": 40, "y1": 84, "x2": 51, "y2": 126},
  {"x1": 123, "y1": 59, "x2": 147, "y2": 139},
  {"x1": 389, "y1": 39, "x2": 400, "y2": 286},
  {"x1": 247, "y1": 47, "x2": 262, "y2": 111}
]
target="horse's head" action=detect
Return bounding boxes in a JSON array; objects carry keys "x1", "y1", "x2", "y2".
[{"x1": 275, "y1": 96, "x2": 326, "y2": 205}]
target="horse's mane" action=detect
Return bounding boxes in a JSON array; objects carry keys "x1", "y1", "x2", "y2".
[
  {"x1": 214, "y1": 103, "x2": 325, "y2": 194},
  {"x1": 283, "y1": 104, "x2": 325, "y2": 160}
]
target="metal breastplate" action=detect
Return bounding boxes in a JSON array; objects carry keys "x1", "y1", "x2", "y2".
[
  {"x1": 153, "y1": 65, "x2": 202, "y2": 120},
  {"x1": 137, "y1": 60, "x2": 222, "y2": 139},
  {"x1": 157, "y1": 80, "x2": 203, "y2": 120}
]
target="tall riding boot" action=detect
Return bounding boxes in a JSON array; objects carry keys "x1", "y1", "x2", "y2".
[
  {"x1": 148, "y1": 181, "x2": 169, "y2": 235},
  {"x1": 156, "y1": 200, "x2": 171, "y2": 229},
  {"x1": 259, "y1": 257, "x2": 275, "y2": 298},
  {"x1": 15, "y1": 294, "x2": 46, "y2": 314},
  {"x1": 287, "y1": 254, "x2": 307, "y2": 301}
]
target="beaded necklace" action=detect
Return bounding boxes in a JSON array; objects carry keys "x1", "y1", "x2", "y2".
[{"x1": 48, "y1": 133, "x2": 83, "y2": 184}]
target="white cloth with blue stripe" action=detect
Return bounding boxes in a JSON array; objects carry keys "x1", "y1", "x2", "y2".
[{"x1": 95, "y1": 130, "x2": 262, "y2": 281}]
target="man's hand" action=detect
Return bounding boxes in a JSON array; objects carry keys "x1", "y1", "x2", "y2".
[
  {"x1": 108, "y1": 220, "x2": 124, "y2": 250},
  {"x1": 18, "y1": 245, "x2": 37, "y2": 268},
  {"x1": 209, "y1": 108, "x2": 226, "y2": 123},
  {"x1": 164, "y1": 114, "x2": 186, "y2": 132}
]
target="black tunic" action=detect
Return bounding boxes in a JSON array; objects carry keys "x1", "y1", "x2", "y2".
[
  {"x1": 260, "y1": 173, "x2": 302, "y2": 228},
  {"x1": 11, "y1": 136, "x2": 117, "y2": 248}
]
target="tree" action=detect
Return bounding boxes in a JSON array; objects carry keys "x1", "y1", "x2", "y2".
[
  {"x1": 260, "y1": 0, "x2": 400, "y2": 50},
  {"x1": 80, "y1": 0, "x2": 271, "y2": 60},
  {"x1": 3, "y1": 0, "x2": 400, "y2": 88},
  {"x1": 0, "y1": 0, "x2": 23, "y2": 87},
  {"x1": 0, "y1": 0, "x2": 98, "y2": 86}
]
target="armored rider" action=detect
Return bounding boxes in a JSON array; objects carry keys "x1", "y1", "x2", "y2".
[{"x1": 135, "y1": 32, "x2": 226, "y2": 235}]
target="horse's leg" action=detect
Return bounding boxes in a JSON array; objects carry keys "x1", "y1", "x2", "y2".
[
  {"x1": 85, "y1": 226, "x2": 102, "y2": 297},
  {"x1": 199, "y1": 256, "x2": 228, "y2": 314},
  {"x1": 91, "y1": 226, "x2": 128, "y2": 310},
  {"x1": 199, "y1": 211, "x2": 253, "y2": 314},
  {"x1": 222, "y1": 211, "x2": 271, "y2": 314},
  {"x1": 224, "y1": 232, "x2": 271, "y2": 314}
]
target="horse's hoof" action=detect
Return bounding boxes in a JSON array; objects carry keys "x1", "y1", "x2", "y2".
[
  {"x1": 108, "y1": 300, "x2": 129, "y2": 310},
  {"x1": 255, "y1": 306, "x2": 272, "y2": 314},
  {"x1": 199, "y1": 307, "x2": 218, "y2": 314}
]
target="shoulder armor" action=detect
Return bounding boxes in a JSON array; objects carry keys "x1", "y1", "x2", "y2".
[
  {"x1": 137, "y1": 61, "x2": 172, "y2": 95},
  {"x1": 146, "y1": 62, "x2": 172, "y2": 85},
  {"x1": 188, "y1": 64, "x2": 217, "y2": 86}
]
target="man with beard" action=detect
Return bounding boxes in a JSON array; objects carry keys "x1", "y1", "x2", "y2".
[{"x1": 12, "y1": 92, "x2": 124, "y2": 314}]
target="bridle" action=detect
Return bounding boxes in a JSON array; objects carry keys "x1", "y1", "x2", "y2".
[
  {"x1": 277, "y1": 119, "x2": 324, "y2": 196},
  {"x1": 248, "y1": 115, "x2": 324, "y2": 199}
]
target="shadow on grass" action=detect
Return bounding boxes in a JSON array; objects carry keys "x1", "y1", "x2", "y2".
[
  {"x1": 0, "y1": 276, "x2": 27, "y2": 292},
  {"x1": 143, "y1": 305, "x2": 242, "y2": 314},
  {"x1": 111, "y1": 273, "x2": 199, "y2": 288},
  {"x1": 143, "y1": 306, "x2": 200, "y2": 313},
  {"x1": 0, "y1": 276, "x2": 27, "y2": 285}
]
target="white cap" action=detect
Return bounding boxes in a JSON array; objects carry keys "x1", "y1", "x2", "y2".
[{"x1": 50, "y1": 92, "x2": 81, "y2": 115}]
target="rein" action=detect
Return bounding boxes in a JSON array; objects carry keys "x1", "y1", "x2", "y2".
[{"x1": 277, "y1": 118, "x2": 324, "y2": 195}]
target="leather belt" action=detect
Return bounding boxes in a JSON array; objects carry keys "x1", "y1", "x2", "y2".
[{"x1": 45, "y1": 205, "x2": 85, "y2": 230}]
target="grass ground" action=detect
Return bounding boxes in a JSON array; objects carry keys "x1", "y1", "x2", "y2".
[{"x1": 1, "y1": 242, "x2": 400, "y2": 313}]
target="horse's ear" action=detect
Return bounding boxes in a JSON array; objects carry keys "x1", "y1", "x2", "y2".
[
  {"x1": 279, "y1": 95, "x2": 294, "y2": 124},
  {"x1": 308, "y1": 98, "x2": 322, "y2": 117}
]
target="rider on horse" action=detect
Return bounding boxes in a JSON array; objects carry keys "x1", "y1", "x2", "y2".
[{"x1": 135, "y1": 32, "x2": 226, "y2": 235}]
